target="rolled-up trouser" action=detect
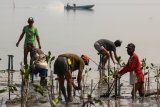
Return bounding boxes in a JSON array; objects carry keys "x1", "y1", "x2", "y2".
[
  {"x1": 94, "y1": 42, "x2": 104, "y2": 52},
  {"x1": 131, "y1": 82, "x2": 144, "y2": 97}
]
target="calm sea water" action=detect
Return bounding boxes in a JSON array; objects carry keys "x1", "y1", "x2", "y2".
[
  {"x1": 0, "y1": 0, "x2": 160, "y2": 70},
  {"x1": 0, "y1": 1, "x2": 160, "y2": 106}
]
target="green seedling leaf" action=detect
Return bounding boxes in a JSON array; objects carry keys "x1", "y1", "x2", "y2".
[
  {"x1": 151, "y1": 63, "x2": 154, "y2": 67},
  {"x1": 33, "y1": 84, "x2": 45, "y2": 96},
  {"x1": 90, "y1": 101, "x2": 95, "y2": 105},
  {"x1": 9, "y1": 87, "x2": 14, "y2": 93},
  {"x1": 85, "y1": 69, "x2": 88, "y2": 73},
  {"x1": 93, "y1": 98, "x2": 103, "y2": 105},
  {"x1": 48, "y1": 51, "x2": 51, "y2": 57},
  {"x1": 146, "y1": 66, "x2": 149, "y2": 69},
  {"x1": 50, "y1": 56, "x2": 55, "y2": 62},
  {"x1": 11, "y1": 85, "x2": 18, "y2": 91},
  {"x1": 0, "y1": 88, "x2": 7, "y2": 93},
  {"x1": 122, "y1": 62, "x2": 126, "y2": 66},
  {"x1": 52, "y1": 98, "x2": 59, "y2": 106},
  {"x1": 110, "y1": 69, "x2": 113, "y2": 74},
  {"x1": 144, "y1": 72, "x2": 148, "y2": 76},
  {"x1": 32, "y1": 84, "x2": 39, "y2": 88}
]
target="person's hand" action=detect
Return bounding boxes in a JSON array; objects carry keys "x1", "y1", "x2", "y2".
[
  {"x1": 74, "y1": 85, "x2": 82, "y2": 90},
  {"x1": 16, "y1": 42, "x2": 19, "y2": 47},
  {"x1": 113, "y1": 73, "x2": 121, "y2": 78},
  {"x1": 77, "y1": 85, "x2": 82, "y2": 90},
  {"x1": 113, "y1": 60, "x2": 116, "y2": 65},
  {"x1": 39, "y1": 45, "x2": 41, "y2": 49},
  {"x1": 73, "y1": 83, "x2": 82, "y2": 90},
  {"x1": 117, "y1": 56, "x2": 121, "y2": 63}
]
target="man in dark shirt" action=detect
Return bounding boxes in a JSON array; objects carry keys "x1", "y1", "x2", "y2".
[
  {"x1": 54, "y1": 53, "x2": 89, "y2": 102},
  {"x1": 94, "y1": 39, "x2": 122, "y2": 67}
]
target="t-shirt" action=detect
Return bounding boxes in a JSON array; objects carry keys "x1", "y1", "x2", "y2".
[
  {"x1": 59, "y1": 53, "x2": 85, "y2": 72},
  {"x1": 23, "y1": 25, "x2": 38, "y2": 48},
  {"x1": 119, "y1": 53, "x2": 144, "y2": 82},
  {"x1": 31, "y1": 48, "x2": 48, "y2": 69},
  {"x1": 96, "y1": 39, "x2": 116, "y2": 52}
]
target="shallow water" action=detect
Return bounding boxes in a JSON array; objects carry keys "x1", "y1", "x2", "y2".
[
  {"x1": 0, "y1": 0, "x2": 160, "y2": 106},
  {"x1": 0, "y1": 69, "x2": 159, "y2": 107},
  {"x1": 0, "y1": 0, "x2": 160, "y2": 70}
]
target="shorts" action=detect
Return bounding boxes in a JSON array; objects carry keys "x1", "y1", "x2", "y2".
[
  {"x1": 137, "y1": 74, "x2": 144, "y2": 83},
  {"x1": 33, "y1": 67, "x2": 48, "y2": 77},
  {"x1": 54, "y1": 56, "x2": 69, "y2": 75},
  {"x1": 94, "y1": 42, "x2": 104, "y2": 52}
]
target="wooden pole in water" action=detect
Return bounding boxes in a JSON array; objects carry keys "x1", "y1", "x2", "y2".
[
  {"x1": 99, "y1": 54, "x2": 102, "y2": 84},
  {"x1": 20, "y1": 62, "x2": 24, "y2": 107},
  {"x1": 157, "y1": 69, "x2": 159, "y2": 100},
  {"x1": 8, "y1": 55, "x2": 14, "y2": 100},
  {"x1": 133, "y1": 74, "x2": 136, "y2": 101},
  {"x1": 116, "y1": 64, "x2": 121, "y2": 96},
  {"x1": 114, "y1": 67, "x2": 117, "y2": 100},
  {"x1": 107, "y1": 57, "x2": 110, "y2": 95},
  {"x1": 8, "y1": 55, "x2": 11, "y2": 100},
  {"x1": 147, "y1": 70, "x2": 150, "y2": 93},
  {"x1": 89, "y1": 79, "x2": 93, "y2": 107},
  {"x1": 0, "y1": 97, "x2": 3, "y2": 107},
  {"x1": 82, "y1": 74, "x2": 85, "y2": 105},
  {"x1": 90, "y1": 79, "x2": 93, "y2": 96}
]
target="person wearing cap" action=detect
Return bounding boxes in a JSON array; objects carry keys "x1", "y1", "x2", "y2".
[
  {"x1": 118, "y1": 43, "x2": 144, "y2": 98},
  {"x1": 94, "y1": 39, "x2": 122, "y2": 68},
  {"x1": 16, "y1": 17, "x2": 41, "y2": 66},
  {"x1": 54, "y1": 53, "x2": 89, "y2": 102}
]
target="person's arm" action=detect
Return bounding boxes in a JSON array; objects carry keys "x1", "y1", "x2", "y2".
[
  {"x1": 36, "y1": 35, "x2": 41, "y2": 49},
  {"x1": 16, "y1": 32, "x2": 25, "y2": 47},
  {"x1": 77, "y1": 69, "x2": 82, "y2": 89},
  {"x1": 119, "y1": 55, "x2": 137, "y2": 76},
  {"x1": 35, "y1": 27, "x2": 41, "y2": 49},
  {"x1": 113, "y1": 51, "x2": 119, "y2": 62},
  {"x1": 110, "y1": 51, "x2": 115, "y2": 64}
]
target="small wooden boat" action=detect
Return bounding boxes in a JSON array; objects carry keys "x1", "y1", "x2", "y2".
[{"x1": 64, "y1": 4, "x2": 95, "y2": 10}]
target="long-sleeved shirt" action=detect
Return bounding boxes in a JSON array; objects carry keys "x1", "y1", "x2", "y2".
[{"x1": 119, "y1": 53, "x2": 144, "y2": 83}]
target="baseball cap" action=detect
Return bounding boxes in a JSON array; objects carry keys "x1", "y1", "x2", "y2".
[
  {"x1": 126, "y1": 43, "x2": 135, "y2": 49},
  {"x1": 28, "y1": 17, "x2": 34, "y2": 22}
]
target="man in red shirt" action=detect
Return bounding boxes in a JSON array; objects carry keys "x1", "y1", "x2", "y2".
[{"x1": 118, "y1": 43, "x2": 144, "y2": 98}]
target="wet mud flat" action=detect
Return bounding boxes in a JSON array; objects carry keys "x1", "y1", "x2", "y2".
[{"x1": 0, "y1": 71, "x2": 160, "y2": 107}]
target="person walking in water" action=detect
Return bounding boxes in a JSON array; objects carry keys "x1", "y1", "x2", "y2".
[
  {"x1": 54, "y1": 53, "x2": 90, "y2": 102},
  {"x1": 16, "y1": 17, "x2": 41, "y2": 66},
  {"x1": 118, "y1": 43, "x2": 144, "y2": 98},
  {"x1": 94, "y1": 39, "x2": 122, "y2": 68}
]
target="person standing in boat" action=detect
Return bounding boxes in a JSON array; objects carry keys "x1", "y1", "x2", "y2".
[
  {"x1": 94, "y1": 39, "x2": 122, "y2": 68},
  {"x1": 16, "y1": 17, "x2": 41, "y2": 66},
  {"x1": 117, "y1": 43, "x2": 144, "y2": 98},
  {"x1": 73, "y1": 3, "x2": 76, "y2": 8},
  {"x1": 54, "y1": 53, "x2": 90, "y2": 102}
]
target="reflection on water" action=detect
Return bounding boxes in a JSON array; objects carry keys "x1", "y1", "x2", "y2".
[
  {"x1": 1, "y1": 1, "x2": 160, "y2": 107},
  {"x1": 0, "y1": 0, "x2": 160, "y2": 77},
  {"x1": 64, "y1": 8, "x2": 94, "y2": 16}
]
